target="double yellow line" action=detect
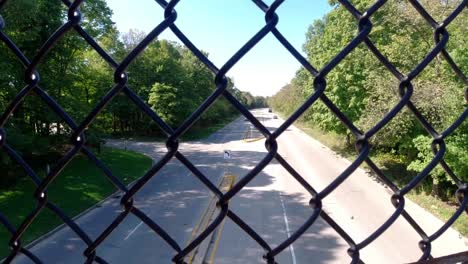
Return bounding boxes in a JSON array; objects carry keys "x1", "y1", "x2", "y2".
[
  {"x1": 242, "y1": 137, "x2": 264, "y2": 143},
  {"x1": 242, "y1": 125, "x2": 264, "y2": 143},
  {"x1": 186, "y1": 175, "x2": 236, "y2": 264}
]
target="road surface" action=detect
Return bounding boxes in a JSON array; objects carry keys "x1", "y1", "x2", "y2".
[{"x1": 12, "y1": 109, "x2": 467, "y2": 263}]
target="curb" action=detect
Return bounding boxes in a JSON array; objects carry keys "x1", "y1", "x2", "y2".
[
  {"x1": 242, "y1": 137, "x2": 264, "y2": 143},
  {"x1": 278, "y1": 115, "x2": 468, "y2": 244},
  {"x1": 242, "y1": 123, "x2": 264, "y2": 143},
  {"x1": 22, "y1": 155, "x2": 154, "y2": 252}
]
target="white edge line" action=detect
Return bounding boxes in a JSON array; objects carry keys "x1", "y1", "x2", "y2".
[
  {"x1": 279, "y1": 192, "x2": 297, "y2": 264},
  {"x1": 124, "y1": 221, "x2": 144, "y2": 241}
]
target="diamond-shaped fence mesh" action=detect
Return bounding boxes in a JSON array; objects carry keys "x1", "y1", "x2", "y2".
[{"x1": 0, "y1": 0, "x2": 467, "y2": 263}]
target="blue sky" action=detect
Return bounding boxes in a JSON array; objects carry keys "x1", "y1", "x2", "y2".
[{"x1": 106, "y1": 0, "x2": 331, "y2": 96}]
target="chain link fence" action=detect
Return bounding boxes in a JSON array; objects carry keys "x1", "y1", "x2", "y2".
[{"x1": 0, "y1": 0, "x2": 467, "y2": 263}]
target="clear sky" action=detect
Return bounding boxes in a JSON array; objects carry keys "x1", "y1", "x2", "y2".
[{"x1": 105, "y1": 0, "x2": 331, "y2": 96}]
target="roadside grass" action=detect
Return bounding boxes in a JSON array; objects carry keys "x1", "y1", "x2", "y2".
[
  {"x1": 290, "y1": 118, "x2": 468, "y2": 237},
  {"x1": 0, "y1": 147, "x2": 152, "y2": 258},
  {"x1": 106, "y1": 115, "x2": 240, "y2": 142},
  {"x1": 109, "y1": 135, "x2": 165, "y2": 142},
  {"x1": 407, "y1": 192, "x2": 468, "y2": 237},
  {"x1": 181, "y1": 114, "x2": 240, "y2": 141}
]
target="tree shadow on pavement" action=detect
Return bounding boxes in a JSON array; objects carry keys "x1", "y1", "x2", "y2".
[
  {"x1": 212, "y1": 156, "x2": 347, "y2": 264},
  {"x1": 15, "y1": 145, "x2": 347, "y2": 264}
]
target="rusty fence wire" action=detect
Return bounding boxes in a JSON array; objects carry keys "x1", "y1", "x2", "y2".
[{"x1": 0, "y1": 0, "x2": 467, "y2": 263}]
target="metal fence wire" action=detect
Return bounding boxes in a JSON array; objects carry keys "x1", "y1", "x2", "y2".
[{"x1": 0, "y1": 0, "x2": 467, "y2": 263}]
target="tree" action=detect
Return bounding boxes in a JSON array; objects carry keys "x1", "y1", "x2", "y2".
[
  {"x1": 270, "y1": 0, "x2": 467, "y2": 198},
  {"x1": 0, "y1": 0, "x2": 115, "y2": 186}
]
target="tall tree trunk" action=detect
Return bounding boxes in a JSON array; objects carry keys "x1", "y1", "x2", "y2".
[
  {"x1": 431, "y1": 181, "x2": 443, "y2": 200},
  {"x1": 57, "y1": 122, "x2": 61, "y2": 135}
]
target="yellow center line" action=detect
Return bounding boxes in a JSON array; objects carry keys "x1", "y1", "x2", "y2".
[
  {"x1": 242, "y1": 116, "x2": 265, "y2": 143},
  {"x1": 207, "y1": 175, "x2": 235, "y2": 264},
  {"x1": 186, "y1": 175, "x2": 236, "y2": 264}
]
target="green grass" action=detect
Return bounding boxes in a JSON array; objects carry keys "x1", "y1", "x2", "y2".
[
  {"x1": 294, "y1": 121, "x2": 352, "y2": 155},
  {"x1": 107, "y1": 115, "x2": 240, "y2": 142},
  {"x1": 290, "y1": 118, "x2": 468, "y2": 237},
  {"x1": 407, "y1": 192, "x2": 468, "y2": 237},
  {"x1": 0, "y1": 147, "x2": 152, "y2": 258},
  {"x1": 181, "y1": 114, "x2": 240, "y2": 141}
]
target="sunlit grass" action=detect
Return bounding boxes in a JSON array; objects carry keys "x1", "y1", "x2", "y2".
[
  {"x1": 290, "y1": 117, "x2": 468, "y2": 238},
  {"x1": 407, "y1": 192, "x2": 468, "y2": 237},
  {"x1": 182, "y1": 114, "x2": 240, "y2": 141},
  {"x1": 0, "y1": 147, "x2": 152, "y2": 258}
]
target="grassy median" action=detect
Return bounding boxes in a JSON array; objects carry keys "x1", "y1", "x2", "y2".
[{"x1": 0, "y1": 147, "x2": 152, "y2": 258}]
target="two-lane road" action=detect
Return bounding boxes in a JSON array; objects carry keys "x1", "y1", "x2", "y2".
[
  {"x1": 13, "y1": 115, "x2": 251, "y2": 264},
  {"x1": 212, "y1": 109, "x2": 467, "y2": 263},
  {"x1": 13, "y1": 109, "x2": 467, "y2": 263}
]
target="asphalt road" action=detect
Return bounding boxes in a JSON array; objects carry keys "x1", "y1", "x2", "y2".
[{"x1": 12, "y1": 109, "x2": 467, "y2": 263}]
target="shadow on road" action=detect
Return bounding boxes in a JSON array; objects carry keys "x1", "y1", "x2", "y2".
[
  {"x1": 170, "y1": 148, "x2": 345, "y2": 264},
  {"x1": 13, "y1": 118, "x2": 344, "y2": 263}
]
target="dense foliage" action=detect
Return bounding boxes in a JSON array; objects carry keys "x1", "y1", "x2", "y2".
[
  {"x1": 0, "y1": 1, "x2": 265, "y2": 188},
  {"x1": 269, "y1": 0, "x2": 467, "y2": 199}
]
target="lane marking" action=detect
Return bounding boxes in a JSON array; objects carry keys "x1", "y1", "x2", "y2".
[
  {"x1": 207, "y1": 176, "x2": 235, "y2": 264},
  {"x1": 242, "y1": 116, "x2": 265, "y2": 143},
  {"x1": 124, "y1": 221, "x2": 143, "y2": 240},
  {"x1": 243, "y1": 137, "x2": 264, "y2": 143},
  {"x1": 207, "y1": 218, "x2": 227, "y2": 264},
  {"x1": 127, "y1": 171, "x2": 194, "y2": 241},
  {"x1": 187, "y1": 175, "x2": 236, "y2": 264},
  {"x1": 278, "y1": 191, "x2": 297, "y2": 264},
  {"x1": 242, "y1": 127, "x2": 264, "y2": 142}
]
